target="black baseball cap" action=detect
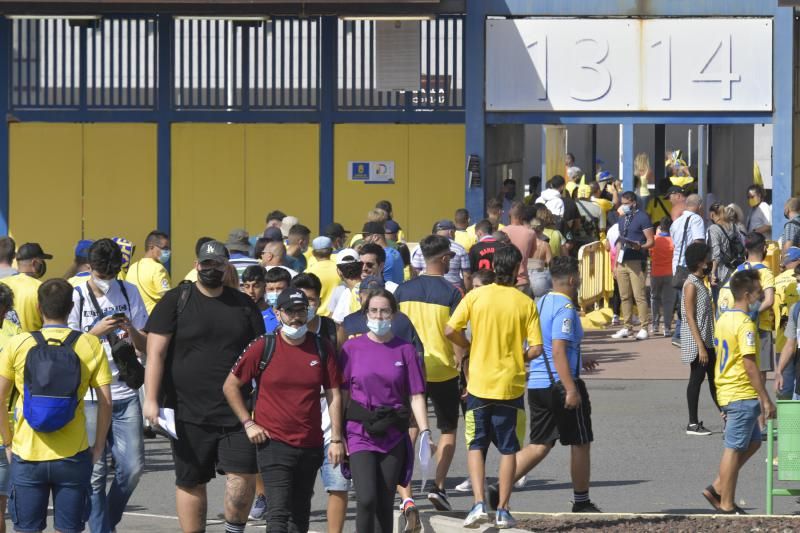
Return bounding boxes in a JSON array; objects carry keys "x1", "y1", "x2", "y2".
[
  {"x1": 362, "y1": 221, "x2": 385, "y2": 236},
  {"x1": 17, "y1": 243, "x2": 53, "y2": 261},
  {"x1": 432, "y1": 220, "x2": 456, "y2": 232},
  {"x1": 665, "y1": 186, "x2": 686, "y2": 198},
  {"x1": 276, "y1": 288, "x2": 308, "y2": 310},
  {"x1": 262, "y1": 227, "x2": 284, "y2": 242},
  {"x1": 324, "y1": 222, "x2": 350, "y2": 239},
  {"x1": 197, "y1": 240, "x2": 229, "y2": 263}
]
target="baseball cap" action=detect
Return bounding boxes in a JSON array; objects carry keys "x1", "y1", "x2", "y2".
[
  {"x1": 225, "y1": 228, "x2": 250, "y2": 253},
  {"x1": 432, "y1": 219, "x2": 456, "y2": 232},
  {"x1": 384, "y1": 220, "x2": 401, "y2": 234},
  {"x1": 262, "y1": 227, "x2": 284, "y2": 242},
  {"x1": 785, "y1": 247, "x2": 800, "y2": 265},
  {"x1": 312, "y1": 236, "x2": 333, "y2": 251},
  {"x1": 276, "y1": 287, "x2": 308, "y2": 310},
  {"x1": 359, "y1": 275, "x2": 385, "y2": 293},
  {"x1": 665, "y1": 185, "x2": 686, "y2": 198},
  {"x1": 362, "y1": 221, "x2": 385, "y2": 236},
  {"x1": 336, "y1": 248, "x2": 360, "y2": 265},
  {"x1": 197, "y1": 240, "x2": 229, "y2": 263},
  {"x1": 74, "y1": 239, "x2": 94, "y2": 259},
  {"x1": 17, "y1": 243, "x2": 53, "y2": 261},
  {"x1": 281, "y1": 216, "x2": 299, "y2": 238},
  {"x1": 324, "y1": 222, "x2": 350, "y2": 239},
  {"x1": 596, "y1": 171, "x2": 613, "y2": 183}
]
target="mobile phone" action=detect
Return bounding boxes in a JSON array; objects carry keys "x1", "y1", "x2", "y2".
[{"x1": 111, "y1": 312, "x2": 126, "y2": 320}]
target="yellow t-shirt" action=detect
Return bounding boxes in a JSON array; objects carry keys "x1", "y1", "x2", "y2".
[
  {"x1": 447, "y1": 284, "x2": 543, "y2": 400},
  {"x1": 714, "y1": 310, "x2": 759, "y2": 407},
  {"x1": 0, "y1": 274, "x2": 42, "y2": 332},
  {"x1": 647, "y1": 196, "x2": 672, "y2": 225},
  {"x1": 126, "y1": 257, "x2": 172, "y2": 314},
  {"x1": 350, "y1": 230, "x2": 406, "y2": 247},
  {"x1": 774, "y1": 269, "x2": 799, "y2": 352},
  {"x1": 67, "y1": 272, "x2": 91, "y2": 287},
  {"x1": 304, "y1": 248, "x2": 316, "y2": 269},
  {"x1": 717, "y1": 263, "x2": 774, "y2": 331},
  {"x1": 454, "y1": 229, "x2": 475, "y2": 252},
  {"x1": 0, "y1": 327, "x2": 111, "y2": 460},
  {"x1": 543, "y1": 228, "x2": 564, "y2": 258},
  {"x1": 305, "y1": 259, "x2": 341, "y2": 318},
  {"x1": 184, "y1": 269, "x2": 198, "y2": 282}
]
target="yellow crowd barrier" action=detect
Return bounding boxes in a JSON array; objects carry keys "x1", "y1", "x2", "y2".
[
  {"x1": 765, "y1": 240, "x2": 781, "y2": 277},
  {"x1": 577, "y1": 241, "x2": 606, "y2": 309}
]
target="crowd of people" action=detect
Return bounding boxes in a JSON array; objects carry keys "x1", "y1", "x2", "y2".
[{"x1": 0, "y1": 148, "x2": 792, "y2": 532}]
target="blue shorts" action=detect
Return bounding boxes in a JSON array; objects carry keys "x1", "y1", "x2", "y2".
[
  {"x1": 320, "y1": 441, "x2": 351, "y2": 493},
  {"x1": 722, "y1": 399, "x2": 762, "y2": 451},
  {"x1": 0, "y1": 446, "x2": 9, "y2": 497},
  {"x1": 464, "y1": 394, "x2": 526, "y2": 455},
  {"x1": 10, "y1": 449, "x2": 93, "y2": 533}
]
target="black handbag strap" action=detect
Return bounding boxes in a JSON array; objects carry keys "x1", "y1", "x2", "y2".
[
  {"x1": 84, "y1": 285, "x2": 121, "y2": 346},
  {"x1": 676, "y1": 215, "x2": 692, "y2": 261}
]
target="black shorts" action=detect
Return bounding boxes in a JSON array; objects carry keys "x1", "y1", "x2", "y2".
[
  {"x1": 427, "y1": 377, "x2": 460, "y2": 432},
  {"x1": 171, "y1": 420, "x2": 258, "y2": 487},
  {"x1": 528, "y1": 379, "x2": 593, "y2": 447}
]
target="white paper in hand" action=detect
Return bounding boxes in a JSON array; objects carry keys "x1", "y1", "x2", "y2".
[
  {"x1": 157, "y1": 408, "x2": 178, "y2": 439},
  {"x1": 418, "y1": 430, "x2": 433, "y2": 492}
]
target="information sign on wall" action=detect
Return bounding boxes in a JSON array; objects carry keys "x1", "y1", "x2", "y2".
[
  {"x1": 486, "y1": 18, "x2": 773, "y2": 112},
  {"x1": 348, "y1": 161, "x2": 395, "y2": 183}
]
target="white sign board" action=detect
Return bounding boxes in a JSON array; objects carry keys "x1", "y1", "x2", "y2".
[
  {"x1": 348, "y1": 161, "x2": 396, "y2": 183},
  {"x1": 486, "y1": 18, "x2": 773, "y2": 112}
]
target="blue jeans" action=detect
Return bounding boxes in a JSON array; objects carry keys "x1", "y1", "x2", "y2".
[
  {"x1": 722, "y1": 399, "x2": 761, "y2": 451},
  {"x1": 85, "y1": 395, "x2": 144, "y2": 533},
  {"x1": 10, "y1": 449, "x2": 92, "y2": 533},
  {"x1": 779, "y1": 355, "x2": 797, "y2": 400}
]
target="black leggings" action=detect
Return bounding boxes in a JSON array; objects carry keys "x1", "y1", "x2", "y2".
[
  {"x1": 350, "y1": 440, "x2": 407, "y2": 533},
  {"x1": 687, "y1": 347, "x2": 719, "y2": 424}
]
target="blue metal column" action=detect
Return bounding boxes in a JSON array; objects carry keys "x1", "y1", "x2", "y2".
[
  {"x1": 772, "y1": 7, "x2": 794, "y2": 241},
  {"x1": 319, "y1": 16, "x2": 336, "y2": 233},
  {"x1": 621, "y1": 122, "x2": 635, "y2": 192},
  {"x1": 157, "y1": 15, "x2": 173, "y2": 261},
  {"x1": 697, "y1": 124, "x2": 707, "y2": 200},
  {"x1": 0, "y1": 17, "x2": 10, "y2": 236},
  {"x1": 464, "y1": 0, "x2": 485, "y2": 220}
]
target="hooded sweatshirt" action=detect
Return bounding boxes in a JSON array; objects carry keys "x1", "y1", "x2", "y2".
[{"x1": 536, "y1": 188, "x2": 565, "y2": 217}]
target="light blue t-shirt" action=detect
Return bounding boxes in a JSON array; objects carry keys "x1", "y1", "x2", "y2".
[
  {"x1": 384, "y1": 246, "x2": 405, "y2": 285},
  {"x1": 528, "y1": 292, "x2": 583, "y2": 389},
  {"x1": 262, "y1": 307, "x2": 280, "y2": 334}
]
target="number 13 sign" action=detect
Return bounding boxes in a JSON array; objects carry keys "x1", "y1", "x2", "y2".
[{"x1": 486, "y1": 18, "x2": 772, "y2": 112}]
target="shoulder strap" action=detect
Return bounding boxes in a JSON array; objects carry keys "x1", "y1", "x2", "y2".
[
  {"x1": 29, "y1": 330, "x2": 46, "y2": 347},
  {"x1": 176, "y1": 280, "x2": 193, "y2": 316},
  {"x1": 117, "y1": 280, "x2": 131, "y2": 309},
  {"x1": 654, "y1": 196, "x2": 668, "y2": 215},
  {"x1": 75, "y1": 287, "x2": 85, "y2": 326},
  {"x1": 63, "y1": 330, "x2": 81, "y2": 348},
  {"x1": 84, "y1": 286, "x2": 119, "y2": 344},
  {"x1": 257, "y1": 333, "x2": 277, "y2": 377},
  {"x1": 677, "y1": 216, "x2": 692, "y2": 259},
  {"x1": 314, "y1": 334, "x2": 328, "y2": 366}
]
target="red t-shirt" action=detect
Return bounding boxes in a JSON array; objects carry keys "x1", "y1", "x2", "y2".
[
  {"x1": 501, "y1": 224, "x2": 537, "y2": 285},
  {"x1": 650, "y1": 234, "x2": 674, "y2": 277},
  {"x1": 232, "y1": 333, "x2": 341, "y2": 448}
]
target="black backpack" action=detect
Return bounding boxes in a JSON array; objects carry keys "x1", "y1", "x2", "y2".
[
  {"x1": 256, "y1": 331, "x2": 329, "y2": 381},
  {"x1": 717, "y1": 224, "x2": 746, "y2": 269}
]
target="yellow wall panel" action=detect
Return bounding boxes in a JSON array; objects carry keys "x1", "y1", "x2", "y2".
[
  {"x1": 407, "y1": 125, "x2": 466, "y2": 240},
  {"x1": 9, "y1": 123, "x2": 83, "y2": 279},
  {"x1": 171, "y1": 124, "x2": 245, "y2": 278},
  {"x1": 83, "y1": 124, "x2": 157, "y2": 263},
  {"x1": 334, "y1": 124, "x2": 409, "y2": 239},
  {"x1": 245, "y1": 124, "x2": 319, "y2": 236}
]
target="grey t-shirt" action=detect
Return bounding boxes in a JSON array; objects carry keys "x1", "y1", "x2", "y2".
[
  {"x1": 747, "y1": 202, "x2": 772, "y2": 233},
  {"x1": 787, "y1": 302, "x2": 800, "y2": 340}
]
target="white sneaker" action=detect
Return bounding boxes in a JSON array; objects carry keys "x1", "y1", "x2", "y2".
[
  {"x1": 455, "y1": 478, "x2": 472, "y2": 492},
  {"x1": 611, "y1": 328, "x2": 630, "y2": 339},
  {"x1": 635, "y1": 329, "x2": 649, "y2": 340},
  {"x1": 514, "y1": 475, "x2": 527, "y2": 489}
]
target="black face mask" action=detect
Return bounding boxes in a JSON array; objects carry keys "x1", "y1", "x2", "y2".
[
  {"x1": 504, "y1": 191, "x2": 516, "y2": 201},
  {"x1": 198, "y1": 268, "x2": 224, "y2": 288}
]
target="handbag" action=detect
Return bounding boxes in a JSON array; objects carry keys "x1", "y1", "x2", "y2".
[{"x1": 671, "y1": 217, "x2": 693, "y2": 290}]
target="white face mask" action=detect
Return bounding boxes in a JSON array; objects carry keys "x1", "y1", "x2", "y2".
[
  {"x1": 367, "y1": 318, "x2": 392, "y2": 337},
  {"x1": 306, "y1": 305, "x2": 318, "y2": 322},
  {"x1": 93, "y1": 276, "x2": 112, "y2": 294},
  {"x1": 281, "y1": 322, "x2": 308, "y2": 340}
]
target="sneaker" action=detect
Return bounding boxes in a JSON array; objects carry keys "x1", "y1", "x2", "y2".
[
  {"x1": 572, "y1": 500, "x2": 602, "y2": 513},
  {"x1": 463, "y1": 502, "x2": 490, "y2": 528},
  {"x1": 671, "y1": 338, "x2": 681, "y2": 347},
  {"x1": 514, "y1": 475, "x2": 527, "y2": 489},
  {"x1": 611, "y1": 316, "x2": 621, "y2": 326},
  {"x1": 702, "y1": 485, "x2": 721, "y2": 511},
  {"x1": 611, "y1": 328, "x2": 630, "y2": 339},
  {"x1": 403, "y1": 502, "x2": 421, "y2": 533},
  {"x1": 455, "y1": 478, "x2": 472, "y2": 493},
  {"x1": 248, "y1": 494, "x2": 267, "y2": 520},
  {"x1": 663, "y1": 328, "x2": 672, "y2": 337},
  {"x1": 485, "y1": 483, "x2": 500, "y2": 511},
  {"x1": 427, "y1": 486, "x2": 452, "y2": 512},
  {"x1": 686, "y1": 422, "x2": 712, "y2": 436},
  {"x1": 495, "y1": 509, "x2": 517, "y2": 529},
  {"x1": 635, "y1": 329, "x2": 649, "y2": 340},
  {"x1": 718, "y1": 505, "x2": 747, "y2": 515}
]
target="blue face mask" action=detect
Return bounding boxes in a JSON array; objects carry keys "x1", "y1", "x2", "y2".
[
  {"x1": 367, "y1": 318, "x2": 392, "y2": 337},
  {"x1": 621, "y1": 204, "x2": 632, "y2": 216},
  {"x1": 266, "y1": 292, "x2": 279, "y2": 308},
  {"x1": 159, "y1": 249, "x2": 172, "y2": 264},
  {"x1": 749, "y1": 300, "x2": 762, "y2": 315}
]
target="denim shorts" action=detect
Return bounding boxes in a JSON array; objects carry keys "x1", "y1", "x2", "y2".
[
  {"x1": 464, "y1": 394, "x2": 526, "y2": 455},
  {"x1": 320, "y1": 441, "x2": 351, "y2": 493},
  {"x1": 10, "y1": 448, "x2": 92, "y2": 533},
  {"x1": 722, "y1": 399, "x2": 762, "y2": 451},
  {"x1": 0, "y1": 446, "x2": 9, "y2": 497}
]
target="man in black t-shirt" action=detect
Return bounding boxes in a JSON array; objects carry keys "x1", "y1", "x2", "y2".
[
  {"x1": 143, "y1": 240, "x2": 265, "y2": 533},
  {"x1": 469, "y1": 219, "x2": 500, "y2": 272}
]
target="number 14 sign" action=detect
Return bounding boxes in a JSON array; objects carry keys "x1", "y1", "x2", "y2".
[{"x1": 486, "y1": 18, "x2": 772, "y2": 112}]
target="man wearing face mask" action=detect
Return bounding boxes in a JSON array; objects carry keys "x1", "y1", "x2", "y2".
[
  {"x1": 361, "y1": 222, "x2": 405, "y2": 286},
  {"x1": 126, "y1": 231, "x2": 172, "y2": 314},
  {"x1": 0, "y1": 238, "x2": 43, "y2": 332},
  {"x1": 143, "y1": 241, "x2": 265, "y2": 533},
  {"x1": 224, "y1": 287, "x2": 343, "y2": 533},
  {"x1": 16, "y1": 242, "x2": 52, "y2": 280},
  {"x1": 68, "y1": 238, "x2": 149, "y2": 533},
  {"x1": 262, "y1": 267, "x2": 292, "y2": 333},
  {"x1": 611, "y1": 192, "x2": 655, "y2": 341}
]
